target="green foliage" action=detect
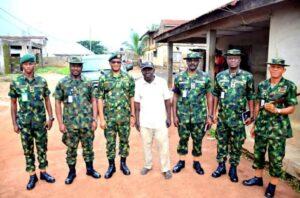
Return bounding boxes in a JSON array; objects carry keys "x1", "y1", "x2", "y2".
[
  {"x1": 35, "y1": 66, "x2": 69, "y2": 75},
  {"x1": 122, "y1": 31, "x2": 149, "y2": 57},
  {"x1": 77, "y1": 40, "x2": 107, "y2": 54},
  {"x1": 3, "y1": 43, "x2": 11, "y2": 74},
  {"x1": 209, "y1": 128, "x2": 216, "y2": 138}
]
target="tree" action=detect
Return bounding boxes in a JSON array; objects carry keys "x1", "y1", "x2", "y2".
[
  {"x1": 122, "y1": 31, "x2": 149, "y2": 65},
  {"x1": 77, "y1": 40, "x2": 107, "y2": 54}
]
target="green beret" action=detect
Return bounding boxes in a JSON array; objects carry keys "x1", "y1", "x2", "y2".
[
  {"x1": 108, "y1": 53, "x2": 122, "y2": 62},
  {"x1": 69, "y1": 56, "x2": 83, "y2": 64},
  {"x1": 20, "y1": 54, "x2": 36, "y2": 65},
  {"x1": 224, "y1": 49, "x2": 243, "y2": 56},
  {"x1": 267, "y1": 58, "x2": 289, "y2": 67},
  {"x1": 183, "y1": 52, "x2": 202, "y2": 60}
]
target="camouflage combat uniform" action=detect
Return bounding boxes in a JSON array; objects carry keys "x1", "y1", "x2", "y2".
[
  {"x1": 53, "y1": 76, "x2": 96, "y2": 166},
  {"x1": 253, "y1": 77, "x2": 298, "y2": 177},
  {"x1": 97, "y1": 71, "x2": 135, "y2": 160},
  {"x1": 212, "y1": 69, "x2": 255, "y2": 166},
  {"x1": 9, "y1": 75, "x2": 50, "y2": 172},
  {"x1": 173, "y1": 70, "x2": 212, "y2": 156}
]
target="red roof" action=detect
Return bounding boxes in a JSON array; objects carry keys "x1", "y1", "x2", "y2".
[{"x1": 161, "y1": 19, "x2": 188, "y2": 26}]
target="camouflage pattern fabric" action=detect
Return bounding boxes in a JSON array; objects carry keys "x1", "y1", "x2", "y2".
[
  {"x1": 8, "y1": 74, "x2": 50, "y2": 172},
  {"x1": 177, "y1": 123, "x2": 206, "y2": 156},
  {"x1": 253, "y1": 77, "x2": 298, "y2": 177},
  {"x1": 62, "y1": 128, "x2": 95, "y2": 165},
  {"x1": 96, "y1": 71, "x2": 135, "y2": 159},
  {"x1": 53, "y1": 76, "x2": 96, "y2": 165},
  {"x1": 216, "y1": 121, "x2": 245, "y2": 166}
]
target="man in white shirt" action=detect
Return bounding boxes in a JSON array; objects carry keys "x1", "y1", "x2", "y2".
[{"x1": 134, "y1": 62, "x2": 172, "y2": 179}]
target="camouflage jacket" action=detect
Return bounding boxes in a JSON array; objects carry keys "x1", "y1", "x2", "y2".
[
  {"x1": 212, "y1": 69, "x2": 255, "y2": 127},
  {"x1": 96, "y1": 71, "x2": 135, "y2": 123},
  {"x1": 255, "y1": 77, "x2": 298, "y2": 138},
  {"x1": 173, "y1": 70, "x2": 212, "y2": 124},
  {"x1": 8, "y1": 74, "x2": 50, "y2": 127},
  {"x1": 53, "y1": 76, "x2": 96, "y2": 129}
]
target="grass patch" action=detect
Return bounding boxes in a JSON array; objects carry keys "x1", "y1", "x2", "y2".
[{"x1": 35, "y1": 66, "x2": 69, "y2": 75}]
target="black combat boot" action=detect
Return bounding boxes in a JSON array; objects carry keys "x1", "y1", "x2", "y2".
[
  {"x1": 193, "y1": 161, "x2": 204, "y2": 175},
  {"x1": 65, "y1": 165, "x2": 76, "y2": 184},
  {"x1": 243, "y1": 177, "x2": 263, "y2": 186},
  {"x1": 211, "y1": 162, "x2": 226, "y2": 178},
  {"x1": 228, "y1": 165, "x2": 238, "y2": 182},
  {"x1": 172, "y1": 160, "x2": 185, "y2": 173},
  {"x1": 104, "y1": 159, "x2": 116, "y2": 179},
  {"x1": 120, "y1": 157, "x2": 131, "y2": 175},
  {"x1": 86, "y1": 162, "x2": 101, "y2": 179},
  {"x1": 40, "y1": 172, "x2": 55, "y2": 183},
  {"x1": 265, "y1": 183, "x2": 276, "y2": 198},
  {"x1": 26, "y1": 174, "x2": 38, "y2": 190}
]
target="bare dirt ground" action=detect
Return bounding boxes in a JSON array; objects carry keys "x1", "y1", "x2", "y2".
[{"x1": 0, "y1": 72, "x2": 298, "y2": 198}]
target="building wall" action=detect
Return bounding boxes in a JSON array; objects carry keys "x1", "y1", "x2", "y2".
[{"x1": 0, "y1": 40, "x2": 4, "y2": 74}]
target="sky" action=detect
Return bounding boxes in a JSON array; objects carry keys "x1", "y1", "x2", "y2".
[{"x1": 0, "y1": 0, "x2": 232, "y2": 52}]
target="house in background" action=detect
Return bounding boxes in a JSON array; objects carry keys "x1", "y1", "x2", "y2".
[
  {"x1": 0, "y1": 36, "x2": 47, "y2": 74},
  {"x1": 142, "y1": 19, "x2": 206, "y2": 71}
]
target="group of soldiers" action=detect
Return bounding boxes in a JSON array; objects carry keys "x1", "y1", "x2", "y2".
[{"x1": 9, "y1": 50, "x2": 298, "y2": 198}]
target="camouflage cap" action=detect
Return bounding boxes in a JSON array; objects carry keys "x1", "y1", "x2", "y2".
[
  {"x1": 183, "y1": 52, "x2": 202, "y2": 60},
  {"x1": 20, "y1": 53, "x2": 36, "y2": 65},
  {"x1": 108, "y1": 53, "x2": 122, "y2": 62},
  {"x1": 224, "y1": 49, "x2": 243, "y2": 56},
  {"x1": 141, "y1": 61, "x2": 154, "y2": 70},
  {"x1": 267, "y1": 58, "x2": 289, "y2": 67},
  {"x1": 69, "y1": 56, "x2": 83, "y2": 64}
]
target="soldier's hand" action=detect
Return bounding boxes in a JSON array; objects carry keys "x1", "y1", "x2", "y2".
[
  {"x1": 173, "y1": 116, "x2": 179, "y2": 127},
  {"x1": 100, "y1": 120, "x2": 107, "y2": 130},
  {"x1": 59, "y1": 123, "x2": 67, "y2": 133},
  {"x1": 166, "y1": 118, "x2": 171, "y2": 128},
  {"x1": 13, "y1": 124, "x2": 20, "y2": 134},
  {"x1": 130, "y1": 116, "x2": 135, "y2": 127},
  {"x1": 92, "y1": 121, "x2": 97, "y2": 131},
  {"x1": 250, "y1": 126, "x2": 255, "y2": 138},
  {"x1": 45, "y1": 120, "x2": 53, "y2": 130},
  {"x1": 264, "y1": 103, "x2": 276, "y2": 114}
]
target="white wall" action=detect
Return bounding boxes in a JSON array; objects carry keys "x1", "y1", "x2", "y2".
[{"x1": 0, "y1": 40, "x2": 4, "y2": 74}]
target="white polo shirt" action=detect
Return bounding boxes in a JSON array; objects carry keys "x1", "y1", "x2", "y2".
[{"x1": 134, "y1": 76, "x2": 171, "y2": 129}]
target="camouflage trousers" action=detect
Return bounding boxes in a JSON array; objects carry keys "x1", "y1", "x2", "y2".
[
  {"x1": 62, "y1": 128, "x2": 95, "y2": 166},
  {"x1": 104, "y1": 121, "x2": 130, "y2": 160},
  {"x1": 177, "y1": 123, "x2": 206, "y2": 157},
  {"x1": 20, "y1": 125, "x2": 48, "y2": 172},
  {"x1": 253, "y1": 135, "x2": 286, "y2": 178},
  {"x1": 216, "y1": 121, "x2": 246, "y2": 166}
]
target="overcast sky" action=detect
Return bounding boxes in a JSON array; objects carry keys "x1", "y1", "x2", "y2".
[{"x1": 0, "y1": 0, "x2": 232, "y2": 51}]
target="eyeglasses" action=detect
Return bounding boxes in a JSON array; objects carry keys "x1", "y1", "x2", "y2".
[{"x1": 111, "y1": 61, "x2": 121, "y2": 64}]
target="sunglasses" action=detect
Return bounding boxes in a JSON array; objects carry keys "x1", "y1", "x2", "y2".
[{"x1": 111, "y1": 61, "x2": 121, "y2": 64}]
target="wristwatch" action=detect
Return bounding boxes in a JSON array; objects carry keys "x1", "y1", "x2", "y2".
[{"x1": 49, "y1": 116, "x2": 55, "y2": 121}]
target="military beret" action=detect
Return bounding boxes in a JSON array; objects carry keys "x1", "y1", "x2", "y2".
[
  {"x1": 69, "y1": 56, "x2": 83, "y2": 64},
  {"x1": 224, "y1": 49, "x2": 243, "y2": 56},
  {"x1": 267, "y1": 58, "x2": 289, "y2": 67},
  {"x1": 20, "y1": 54, "x2": 36, "y2": 65},
  {"x1": 141, "y1": 61, "x2": 154, "y2": 70},
  {"x1": 183, "y1": 52, "x2": 202, "y2": 60},
  {"x1": 109, "y1": 53, "x2": 122, "y2": 62}
]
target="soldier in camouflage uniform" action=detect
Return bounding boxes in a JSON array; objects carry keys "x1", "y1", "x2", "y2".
[
  {"x1": 172, "y1": 52, "x2": 213, "y2": 175},
  {"x1": 243, "y1": 58, "x2": 298, "y2": 198},
  {"x1": 54, "y1": 56, "x2": 100, "y2": 185},
  {"x1": 9, "y1": 54, "x2": 55, "y2": 190},
  {"x1": 211, "y1": 49, "x2": 255, "y2": 182},
  {"x1": 97, "y1": 53, "x2": 135, "y2": 179}
]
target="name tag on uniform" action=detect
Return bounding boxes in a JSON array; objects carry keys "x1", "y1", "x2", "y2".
[
  {"x1": 221, "y1": 91, "x2": 225, "y2": 99},
  {"x1": 68, "y1": 95, "x2": 73, "y2": 103},
  {"x1": 182, "y1": 90, "x2": 187, "y2": 98},
  {"x1": 261, "y1": 99, "x2": 265, "y2": 107},
  {"x1": 191, "y1": 83, "x2": 195, "y2": 89},
  {"x1": 21, "y1": 92, "x2": 28, "y2": 102}
]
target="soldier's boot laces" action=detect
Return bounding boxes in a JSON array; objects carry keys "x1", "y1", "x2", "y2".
[
  {"x1": 120, "y1": 157, "x2": 131, "y2": 175},
  {"x1": 193, "y1": 161, "x2": 204, "y2": 175},
  {"x1": 40, "y1": 172, "x2": 55, "y2": 183},
  {"x1": 65, "y1": 165, "x2": 76, "y2": 185},
  {"x1": 228, "y1": 165, "x2": 238, "y2": 182},
  {"x1": 86, "y1": 162, "x2": 101, "y2": 179},
  {"x1": 211, "y1": 162, "x2": 226, "y2": 178},
  {"x1": 104, "y1": 159, "x2": 116, "y2": 179},
  {"x1": 172, "y1": 160, "x2": 185, "y2": 173},
  {"x1": 265, "y1": 183, "x2": 276, "y2": 198},
  {"x1": 242, "y1": 177, "x2": 263, "y2": 186},
  {"x1": 26, "y1": 174, "x2": 38, "y2": 190}
]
